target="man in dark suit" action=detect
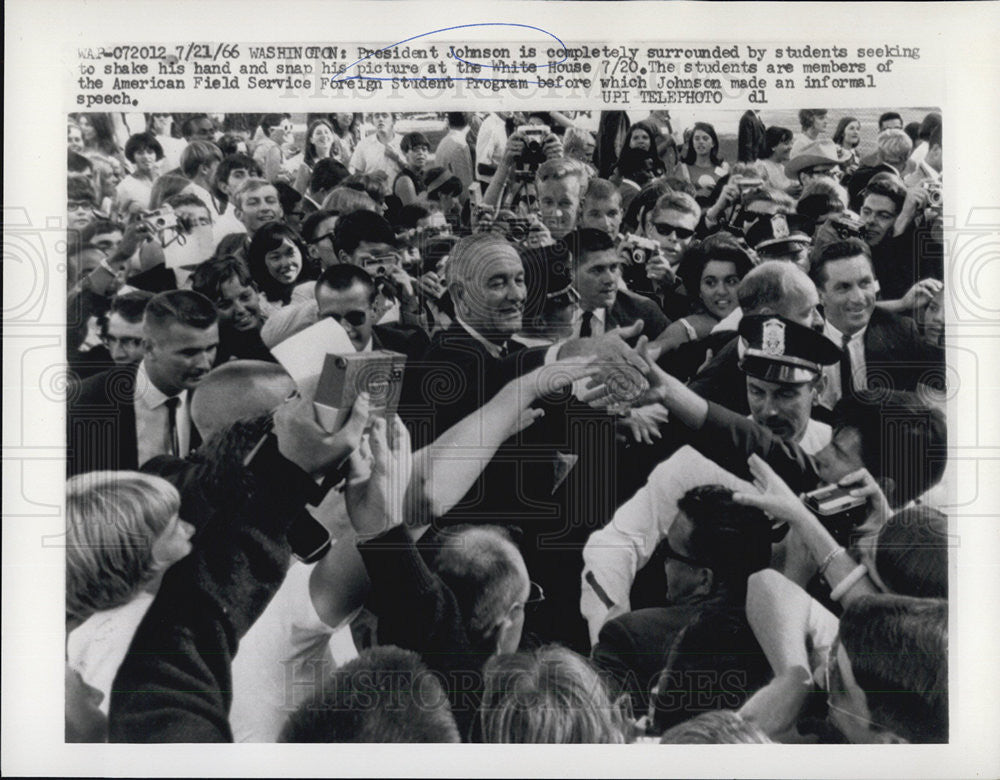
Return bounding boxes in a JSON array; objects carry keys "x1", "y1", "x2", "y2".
[
  {"x1": 401, "y1": 231, "x2": 639, "y2": 651},
  {"x1": 569, "y1": 227, "x2": 669, "y2": 342},
  {"x1": 68, "y1": 290, "x2": 218, "y2": 475},
  {"x1": 737, "y1": 109, "x2": 766, "y2": 164},
  {"x1": 810, "y1": 238, "x2": 944, "y2": 414}
]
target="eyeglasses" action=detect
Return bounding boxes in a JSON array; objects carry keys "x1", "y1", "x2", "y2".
[
  {"x1": 653, "y1": 223, "x2": 695, "y2": 240},
  {"x1": 325, "y1": 310, "x2": 368, "y2": 327},
  {"x1": 661, "y1": 537, "x2": 711, "y2": 569}
]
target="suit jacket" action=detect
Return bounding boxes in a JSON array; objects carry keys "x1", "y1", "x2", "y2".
[
  {"x1": 67, "y1": 363, "x2": 202, "y2": 476},
  {"x1": 402, "y1": 322, "x2": 615, "y2": 652},
  {"x1": 401, "y1": 322, "x2": 548, "y2": 446},
  {"x1": 690, "y1": 309, "x2": 943, "y2": 417},
  {"x1": 372, "y1": 322, "x2": 430, "y2": 363},
  {"x1": 68, "y1": 363, "x2": 140, "y2": 476},
  {"x1": 126, "y1": 264, "x2": 178, "y2": 294},
  {"x1": 608, "y1": 290, "x2": 670, "y2": 342},
  {"x1": 737, "y1": 110, "x2": 766, "y2": 163}
]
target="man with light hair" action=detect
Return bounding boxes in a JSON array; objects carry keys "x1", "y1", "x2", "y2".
[{"x1": 190, "y1": 360, "x2": 295, "y2": 441}]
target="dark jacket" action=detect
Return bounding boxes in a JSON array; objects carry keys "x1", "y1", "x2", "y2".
[
  {"x1": 607, "y1": 289, "x2": 670, "y2": 342},
  {"x1": 67, "y1": 362, "x2": 140, "y2": 475},
  {"x1": 108, "y1": 436, "x2": 327, "y2": 742},
  {"x1": 688, "y1": 308, "x2": 944, "y2": 417}
]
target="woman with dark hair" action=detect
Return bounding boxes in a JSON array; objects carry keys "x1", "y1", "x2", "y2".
[
  {"x1": 190, "y1": 254, "x2": 274, "y2": 362},
  {"x1": 146, "y1": 113, "x2": 187, "y2": 171},
  {"x1": 652, "y1": 232, "x2": 753, "y2": 351},
  {"x1": 76, "y1": 113, "x2": 123, "y2": 161},
  {"x1": 329, "y1": 112, "x2": 362, "y2": 164},
  {"x1": 75, "y1": 113, "x2": 127, "y2": 209},
  {"x1": 393, "y1": 132, "x2": 432, "y2": 208},
  {"x1": 114, "y1": 132, "x2": 164, "y2": 218},
  {"x1": 623, "y1": 120, "x2": 661, "y2": 154},
  {"x1": 677, "y1": 122, "x2": 729, "y2": 206},
  {"x1": 246, "y1": 221, "x2": 312, "y2": 313},
  {"x1": 833, "y1": 116, "x2": 863, "y2": 176},
  {"x1": 293, "y1": 119, "x2": 336, "y2": 194},
  {"x1": 677, "y1": 121, "x2": 730, "y2": 204},
  {"x1": 754, "y1": 125, "x2": 795, "y2": 191}
]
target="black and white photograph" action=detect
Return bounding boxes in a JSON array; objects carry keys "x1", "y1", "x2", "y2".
[{"x1": 4, "y1": 2, "x2": 1000, "y2": 777}]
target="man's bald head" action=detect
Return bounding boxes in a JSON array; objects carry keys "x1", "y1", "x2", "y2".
[
  {"x1": 190, "y1": 360, "x2": 295, "y2": 439},
  {"x1": 737, "y1": 261, "x2": 823, "y2": 330}
]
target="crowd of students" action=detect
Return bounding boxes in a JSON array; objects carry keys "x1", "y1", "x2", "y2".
[{"x1": 65, "y1": 108, "x2": 948, "y2": 745}]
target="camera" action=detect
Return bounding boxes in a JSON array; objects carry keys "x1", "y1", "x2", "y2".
[
  {"x1": 732, "y1": 175, "x2": 765, "y2": 193},
  {"x1": 515, "y1": 124, "x2": 550, "y2": 169},
  {"x1": 922, "y1": 179, "x2": 943, "y2": 209},
  {"x1": 618, "y1": 233, "x2": 662, "y2": 294},
  {"x1": 141, "y1": 207, "x2": 178, "y2": 232},
  {"x1": 802, "y1": 483, "x2": 869, "y2": 546},
  {"x1": 828, "y1": 211, "x2": 865, "y2": 240}
]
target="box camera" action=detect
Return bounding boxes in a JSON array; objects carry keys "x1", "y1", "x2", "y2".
[{"x1": 313, "y1": 350, "x2": 407, "y2": 432}]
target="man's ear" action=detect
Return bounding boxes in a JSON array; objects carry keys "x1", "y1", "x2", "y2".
[
  {"x1": 695, "y1": 567, "x2": 714, "y2": 597},
  {"x1": 812, "y1": 374, "x2": 828, "y2": 404},
  {"x1": 306, "y1": 243, "x2": 321, "y2": 261},
  {"x1": 337, "y1": 249, "x2": 352, "y2": 265}
]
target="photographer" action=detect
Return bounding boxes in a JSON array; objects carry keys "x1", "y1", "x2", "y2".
[{"x1": 481, "y1": 124, "x2": 565, "y2": 230}]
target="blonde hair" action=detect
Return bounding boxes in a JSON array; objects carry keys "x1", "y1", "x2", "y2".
[
  {"x1": 478, "y1": 646, "x2": 630, "y2": 743},
  {"x1": 66, "y1": 471, "x2": 180, "y2": 622},
  {"x1": 535, "y1": 157, "x2": 589, "y2": 190}
]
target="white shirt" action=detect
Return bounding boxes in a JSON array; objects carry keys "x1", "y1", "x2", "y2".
[
  {"x1": 820, "y1": 320, "x2": 868, "y2": 410},
  {"x1": 475, "y1": 113, "x2": 509, "y2": 183},
  {"x1": 134, "y1": 359, "x2": 191, "y2": 467},
  {"x1": 67, "y1": 592, "x2": 155, "y2": 715},
  {"x1": 573, "y1": 306, "x2": 606, "y2": 338},
  {"x1": 580, "y1": 417, "x2": 831, "y2": 646},
  {"x1": 711, "y1": 306, "x2": 742, "y2": 334},
  {"x1": 230, "y1": 560, "x2": 358, "y2": 742},
  {"x1": 348, "y1": 133, "x2": 403, "y2": 179}
]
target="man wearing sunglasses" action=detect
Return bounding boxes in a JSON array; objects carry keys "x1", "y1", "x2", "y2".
[
  {"x1": 582, "y1": 313, "x2": 838, "y2": 646},
  {"x1": 314, "y1": 264, "x2": 428, "y2": 359}
]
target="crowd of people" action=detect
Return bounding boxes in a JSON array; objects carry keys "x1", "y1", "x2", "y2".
[{"x1": 64, "y1": 107, "x2": 948, "y2": 745}]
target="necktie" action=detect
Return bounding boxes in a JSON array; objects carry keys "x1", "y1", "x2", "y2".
[
  {"x1": 580, "y1": 310, "x2": 594, "y2": 338},
  {"x1": 840, "y1": 334, "x2": 855, "y2": 399},
  {"x1": 164, "y1": 396, "x2": 181, "y2": 457}
]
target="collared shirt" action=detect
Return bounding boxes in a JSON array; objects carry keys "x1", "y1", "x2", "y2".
[
  {"x1": 711, "y1": 306, "x2": 743, "y2": 334},
  {"x1": 349, "y1": 133, "x2": 403, "y2": 179},
  {"x1": 134, "y1": 359, "x2": 191, "y2": 467},
  {"x1": 573, "y1": 306, "x2": 606, "y2": 338},
  {"x1": 820, "y1": 320, "x2": 868, "y2": 409}
]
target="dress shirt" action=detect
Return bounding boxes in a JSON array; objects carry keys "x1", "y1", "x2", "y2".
[
  {"x1": 134, "y1": 359, "x2": 192, "y2": 466},
  {"x1": 820, "y1": 320, "x2": 868, "y2": 409},
  {"x1": 573, "y1": 307, "x2": 606, "y2": 338}
]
